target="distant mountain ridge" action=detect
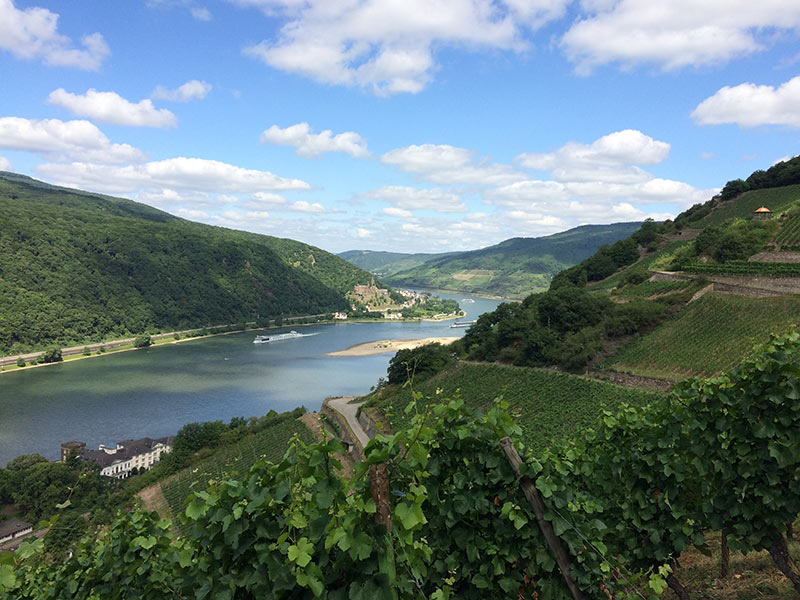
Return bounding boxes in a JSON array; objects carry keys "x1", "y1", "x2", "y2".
[
  {"x1": 341, "y1": 222, "x2": 643, "y2": 298},
  {"x1": 0, "y1": 172, "x2": 380, "y2": 355}
]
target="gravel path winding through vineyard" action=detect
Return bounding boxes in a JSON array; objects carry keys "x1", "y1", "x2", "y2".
[{"x1": 326, "y1": 396, "x2": 371, "y2": 448}]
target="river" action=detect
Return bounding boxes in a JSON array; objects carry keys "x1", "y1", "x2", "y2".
[{"x1": 0, "y1": 292, "x2": 502, "y2": 466}]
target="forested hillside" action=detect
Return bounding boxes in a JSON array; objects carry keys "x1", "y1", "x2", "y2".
[
  {"x1": 447, "y1": 155, "x2": 800, "y2": 380},
  {"x1": 382, "y1": 222, "x2": 642, "y2": 298},
  {"x1": 0, "y1": 173, "x2": 378, "y2": 355}
]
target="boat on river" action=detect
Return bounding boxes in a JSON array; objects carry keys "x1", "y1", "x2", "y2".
[{"x1": 253, "y1": 331, "x2": 305, "y2": 344}]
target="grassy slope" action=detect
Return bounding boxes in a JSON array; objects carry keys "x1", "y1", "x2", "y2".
[
  {"x1": 385, "y1": 222, "x2": 643, "y2": 298},
  {"x1": 607, "y1": 292, "x2": 800, "y2": 381},
  {"x1": 160, "y1": 417, "x2": 313, "y2": 530},
  {"x1": 364, "y1": 361, "x2": 665, "y2": 454}
]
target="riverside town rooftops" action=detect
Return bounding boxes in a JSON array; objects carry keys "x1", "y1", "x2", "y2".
[{"x1": 61, "y1": 436, "x2": 175, "y2": 479}]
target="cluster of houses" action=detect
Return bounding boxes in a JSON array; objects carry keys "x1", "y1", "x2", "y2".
[{"x1": 60, "y1": 435, "x2": 174, "y2": 479}]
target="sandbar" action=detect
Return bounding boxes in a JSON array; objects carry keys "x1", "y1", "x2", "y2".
[{"x1": 326, "y1": 337, "x2": 460, "y2": 357}]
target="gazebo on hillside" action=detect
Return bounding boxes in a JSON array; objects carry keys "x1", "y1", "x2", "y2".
[{"x1": 753, "y1": 206, "x2": 773, "y2": 220}]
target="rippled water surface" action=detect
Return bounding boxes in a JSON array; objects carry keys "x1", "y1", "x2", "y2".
[{"x1": 0, "y1": 292, "x2": 501, "y2": 465}]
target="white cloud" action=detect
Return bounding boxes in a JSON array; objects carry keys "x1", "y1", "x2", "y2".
[
  {"x1": 251, "y1": 191, "x2": 287, "y2": 204},
  {"x1": 691, "y1": 76, "x2": 800, "y2": 128},
  {"x1": 0, "y1": 156, "x2": 12, "y2": 171},
  {"x1": 381, "y1": 206, "x2": 414, "y2": 218},
  {"x1": 381, "y1": 144, "x2": 525, "y2": 186},
  {"x1": 0, "y1": 0, "x2": 109, "y2": 70},
  {"x1": 773, "y1": 155, "x2": 793, "y2": 166},
  {"x1": 0, "y1": 117, "x2": 144, "y2": 164},
  {"x1": 260, "y1": 123, "x2": 369, "y2": 158},
  {"x1": 562, "y1": 0, "x2": 800, "y2": 74},
  {"x1": 356, "y1": 228, "x2": 372, "y2": 238},
  {"x1": 36, "y1": 157, "x2": 310, "y2": 194},
  {"x1": 289, "y1": 200, "x2": 325, "y2": 213},
  {"x1": 365, "y1": 185, "x2": 467, "y2": 213},
  {"x1": 191, "y1": 7, "x2": 212, "y2": 20},
  {"x1": 517, "y1": 129, "x2": 670, "y2": 183},
  {"x1": 47, "y1": 88, "x2": 177, "y2": 128},
  {"x1": 701, "y1": 152, "x2": 715, "y2": 160},
  {"x1": 151, "y1": 80, "x2": 213, "y2": 102},
  {"x1": 239, "y1": 0, "x2": 568, "y2": 95}
]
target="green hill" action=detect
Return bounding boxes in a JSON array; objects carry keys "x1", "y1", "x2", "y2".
[
  {"x1": 380, "y1": 222, "x2": 643, "y2": 298},
  {"x1": 0, "y1": 172, "x2": 379, "y2": 355},
  {"x1": 337, "y1": 249, "x2": 454, "y2": 277}
]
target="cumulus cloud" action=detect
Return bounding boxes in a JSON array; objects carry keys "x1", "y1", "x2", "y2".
[
  {"x1": 381, "y1": 206, "x2": 414, "y2": 218},
  {"x1": 260, "y1": 123, "x2": 369, "y2": 158},
  {"x1": 239, "y1": 0, "x2": 569, "y2": 95},
  {"x1": 365, "y1": 185, "x2": 467, "y2": 213},
  {"x1": 517, "y1": 129, "x2": 670, "y2": 183},
  {"x1": 356, "y1": 228, "x2": 372, "y2": 238},
  {"x1": 0, "y1": 0, "x2": 110, "y2": 70},
  {"x1": 47, "y1": 89, "x2": 177, "y2": 128},
  {"x1": 36, "y1": 157, "x2": 310, "y2": 194},
  {"x1": 0, "y1": 156, "x2": 12, "y2": 171},
  {"x1": 251, "y1": 191, "x2": 287, "y2": 205},
  {"x1": 151, "y1": 80, "x2": 213, "y2": 102},
  {"x1": 381, "y1": 144, "x2": 525, "y2": 186},
  {"x1": 691, "y1": 76, "x2": 800, "y2": 128},
  {"x1": 562, "y1": 0, "x2": 800, "y2": 74},
  {"x1": 0, "y1": 117, "x2": 144, "y2": 164},
  {"x1": 289, "y1": 200, "x2": 325, "y2": 213}
]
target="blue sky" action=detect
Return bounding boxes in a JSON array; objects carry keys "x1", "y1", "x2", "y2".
[{"x1": 1, "y1": 0, "x2": 799, "y2": 253}]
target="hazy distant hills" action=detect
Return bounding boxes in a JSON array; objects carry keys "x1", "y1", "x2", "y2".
[
  {"x1": 0, "y1": 172, "x2": 378, "y2": 355},
  {"x1": 341, "y1": 223, "x2": 643, "y2": 298}
]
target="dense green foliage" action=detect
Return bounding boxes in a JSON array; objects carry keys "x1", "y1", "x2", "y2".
[
  {"x1": 159, "y1": 412, "x2": 313, "y2": 528},
  {"x1": 386, "y1": 343, "x2": 457, "y2": 385},
  {"x1": 608, "y1": 292, "x2": 800, "y2": 380},
  {"x1": 6, "y1": 330, "x2": 800, "y2": 599},
  {"x1": 369, "y1": 361, "x2": 664, "y2": 454},
  {"x1": 0, "y1": 174, "x2": 378, "y2": 355},
  {"x1": 384, "y1": 222, "x2": 642, "y2": 298},
  {"x1": 678, "y1": 183, "x2": 800, "y2": 230},
  {"x1": 454, "y1": 285, "x2": 667, "y2": 372},
  {"x1": 398, "y1": 296, "x2": 460, "y2": 319},
  {"x1": 682, "y1": 261, "x2": 800, "y2": 277}
]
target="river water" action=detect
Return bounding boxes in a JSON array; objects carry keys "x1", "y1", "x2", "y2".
[{"x1": 0, "y1": 292, "x2": 502, "y2": 466}]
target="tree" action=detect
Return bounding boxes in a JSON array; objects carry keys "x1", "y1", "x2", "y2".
[
  {"x1": 134, "y1": 334, "x2": 151, "y2": 348},
  {"x1": 387, "y1": 343, "x2": 456, "y2": 385},
  {"x1": 16, "y1": 357, "x2": 25, "y2": 367}
]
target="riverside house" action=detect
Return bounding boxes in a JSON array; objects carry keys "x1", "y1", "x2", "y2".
[{"x1": 61, "y1": 436, "x2": 174, "y2": 479}]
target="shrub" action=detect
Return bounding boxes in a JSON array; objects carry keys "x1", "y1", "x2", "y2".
[
  {"x1": 134, "y1": 334, "x2": 151, "y2": 348},
  {"x1": 16, "y1": 357, "x2": 25, "y2": 367}
]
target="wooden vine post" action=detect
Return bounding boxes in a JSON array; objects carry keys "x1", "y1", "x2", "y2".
[
  {"x1": 499, "y1": 437, "x2": 586, "y2": 600},
  {"x1": 369, "y1": 462, "x2": 398, "y2": 598}
]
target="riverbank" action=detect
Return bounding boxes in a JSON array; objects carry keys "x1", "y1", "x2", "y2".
[{"x1": 326, "y1": 337, "x2": 460, "y2": 357}]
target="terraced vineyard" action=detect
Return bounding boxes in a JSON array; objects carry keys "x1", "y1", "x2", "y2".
[
  {"x1": 683, "y1": 261, "x2": 800, "y2": 277},
  {"x1": 160, "y1": 417, "x2": 313, "y2": 530},
  {"x1": 693, "y1": 183, "x2": 800, "y2": 228},
  {"x1": 607, "y1": 292, "x2": 800, "y2": 381},
  {"x1": 613, "y1": 278, "x2": 695, "y2": 299},
  {"x1": 364, "y1": 361, "x2": 665, "y2": 453},
  {"x1": 776, "y1": 215, "x2": 800, "y2": 248}
]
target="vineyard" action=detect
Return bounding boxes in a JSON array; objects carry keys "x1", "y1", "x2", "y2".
[
  {"x1": 607, "y1": 292, "x2": 800, "y2": 381},
  {"x1": 692, "y1": 183, "x2": 800, "y2": 228},
  {"x1": 5, "y1": 330, "x2": 800, "y2": 599},
  {"x1": 776, "y1": 215, "x2": 800, "y2": 247},
  {"x1": 682, "y1": 261, "x2": 800, "y2": 277},
  {"x1": 612, "y1": 279, "x2": 695, "y2": 299},
  {"x1": 160, "y1": 417, "x2": 313, "y2": 529},
  {"x1": 364, "y1": 361, "x2": 665, "y2": 453}
]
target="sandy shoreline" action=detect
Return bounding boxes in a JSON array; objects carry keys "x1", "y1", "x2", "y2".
[{"x1": 326, "y1": 337, "x2": 460, "y2": 357}]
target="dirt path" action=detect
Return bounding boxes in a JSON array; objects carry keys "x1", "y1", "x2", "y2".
[
  {"x1": 300, "y1": 411, "x2": 354, "y2": 479},
  {"x1": 139, "y1": 482, "x2": 171, "y2": 519},
  {"x1": 326, "y1": 397, "x2": 371, "y2": 449}
]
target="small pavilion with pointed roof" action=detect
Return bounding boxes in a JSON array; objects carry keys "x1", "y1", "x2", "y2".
[{"x1": 753, "y1": 206, "x2": 773, "y2": 220}]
